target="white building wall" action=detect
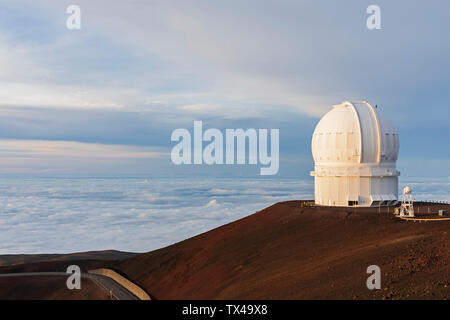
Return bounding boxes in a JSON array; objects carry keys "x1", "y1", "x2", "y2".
[{"x1": 314, "y1": 175, "x2": 399, "y2": 207}]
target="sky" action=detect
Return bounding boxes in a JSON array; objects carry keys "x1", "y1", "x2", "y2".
[{"x1": 0, "y1": 0, "x2": 449, "y2": 178}]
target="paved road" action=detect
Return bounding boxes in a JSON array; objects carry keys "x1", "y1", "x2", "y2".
[{"x1": 0, "y1": 272, "x2": 139, "y2": 300}]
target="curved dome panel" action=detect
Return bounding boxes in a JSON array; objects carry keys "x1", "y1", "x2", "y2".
[
  {"x1": 311, "y1": 101, "x2": 399, "y2": 165},
  {"x1": 311, "y1": 103, "x2": 361, "y2": 164},
  {"x1": 352, "y1": 102, "x2": 379, "y2": 163},
  {"x1": 375, "y1": 108, "x2": 400, "y2": 162}
]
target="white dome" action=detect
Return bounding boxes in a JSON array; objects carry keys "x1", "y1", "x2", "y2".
[
  {"x1": 311, "y1": 101, "x2": 399, "y2": 165},
  {"x1": 310, "y1": 101, "x2": 400, "y2": 207}
]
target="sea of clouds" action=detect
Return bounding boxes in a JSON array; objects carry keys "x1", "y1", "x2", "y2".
[
  {"x1": 0, "y1": 177, "x2": 312, "y2": 254},
  {"x1": 0, "y1": 177, "x2": 448, "y2": 254}
]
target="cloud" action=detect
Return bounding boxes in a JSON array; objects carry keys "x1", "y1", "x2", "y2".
[
  {"x1": 0, "y1": 31, "x2": 50, "y2": 82},
  {"x1": 175, "y1": 102, "x2": 268, "y2": 119},
  {"x1": 0, "y1": 177, "x2": 314, "y2": 253},
  {"x1": 0, "y1": 139, "x2": 166, "y2": 158},
  {"x1": 0, "y1": 29, "x2": 144, "y2": 109},
  {"x1": 206, "y1": 199, "x2": 219, "y2": 208},
  {"x1": 1, "y1": 0, "x2": 336, "y2": 117},
  {"x1": 177, "y1": 103, "x2": 223, "y2": 114},
  {"x1": 0, "y1": 83, "x2": 135, "y2": 109},
  {"x1": 0, "y1": 139, "x2": 167, "y2": 174},
  {"x1": 4, "y1": 0, "x2": 450, "y2": 121}
]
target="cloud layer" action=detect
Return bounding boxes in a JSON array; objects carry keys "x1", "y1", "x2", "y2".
[
  {"x1": 0, "y1": 177, "x2": 313, "y2": 253},
  {"x1": 0, "y1": 176, "x2": 447, "y2": 254}
]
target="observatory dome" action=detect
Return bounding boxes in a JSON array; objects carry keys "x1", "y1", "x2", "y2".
[{"x1": 311, "y1": 101, "x2": 400, "y2": 207}]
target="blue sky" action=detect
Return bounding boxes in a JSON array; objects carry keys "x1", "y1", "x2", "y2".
[{"x1": 0, "y1": 0, "x2": 449, "y2": 178}]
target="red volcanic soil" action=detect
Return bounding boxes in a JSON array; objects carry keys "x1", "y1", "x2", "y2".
[
  {"x1": 0, "y1": 276, "x2": 110, "y2": 300},
  {"x1": 114, "y1": 201, "x2": 450, "y2": 299}
]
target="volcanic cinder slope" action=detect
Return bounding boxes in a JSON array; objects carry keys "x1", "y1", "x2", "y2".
[{"x1": 115, "y1": 201, "x2": 450, "y2": 299}]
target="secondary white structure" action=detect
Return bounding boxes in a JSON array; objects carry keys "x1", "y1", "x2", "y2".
[
  {"x1": 311, "y1": 101, "x2": 400, "y2": 207},
  {"x1": 399, "y1": 186, "x2": 414, "y2": 217}
]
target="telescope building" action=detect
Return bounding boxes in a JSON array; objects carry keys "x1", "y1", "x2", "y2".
[{"x1": 310, "y1": 101, "x2": 400, "y2": 207}]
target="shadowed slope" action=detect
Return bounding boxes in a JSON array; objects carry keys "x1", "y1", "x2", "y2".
[
  {"x1": 0, "y1": 250, "x2": 137, "y2": 267},
  {"x1": 0, "y1": 275, "x2": 110, "y2": 300}
]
